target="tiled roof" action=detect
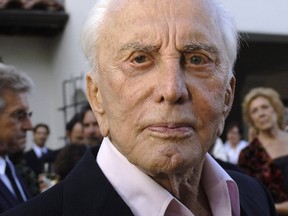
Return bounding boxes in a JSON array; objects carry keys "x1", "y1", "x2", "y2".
[{"x1": 0, "y1": 0, "x2": 64, "y2": 11}]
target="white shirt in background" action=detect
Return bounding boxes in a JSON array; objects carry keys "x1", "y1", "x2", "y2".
[{"x1": 224, "y1": 140, "x2": 248, "y2": 164}]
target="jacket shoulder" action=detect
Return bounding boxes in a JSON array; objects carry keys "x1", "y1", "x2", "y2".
[{"x1": 227, "y1": 170, "x2": 277, "y2": 216}]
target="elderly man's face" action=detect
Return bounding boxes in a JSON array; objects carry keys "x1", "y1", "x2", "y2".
[
  {"x1": 87, "y1": 0, "x2": 235, "y2": 175},
  {"x1": 0, "y1": 90, "x2": 32, "y2": 156}
]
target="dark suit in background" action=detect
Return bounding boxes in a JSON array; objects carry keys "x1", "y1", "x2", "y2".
[
  {"x1": 24, "y1": 149, "x2": 57, "y2": 175},
  {"x1": 0, "y1": 171, "x2": 31, "y2": 214},
  {"x1": 0, "y1": 147, "x2": 277, "y2": 216}
]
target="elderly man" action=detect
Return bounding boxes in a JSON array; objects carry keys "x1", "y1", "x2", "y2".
[
  {"x1": 1, "y1": 0, "x2": 276, "y2": 215},
  {"x1": 0, "y1": 63, "x2": 33, "y2": 213}
]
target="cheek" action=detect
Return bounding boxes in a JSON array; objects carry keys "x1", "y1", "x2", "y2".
[
  {"x1": 192, "y1": 82, "x2": 226, "y2": 142},
  {"x1": 100, "y1": 81, "x2": 146, "y2": 150},
  {"x1": 102, "y1": 68, "x2": 150, "y2": 123},
  {"x1": 196, "y1": 87, "x2": 225, "y2": 120},
  {"x1": 249, "y1": 114, "x2": 256, "y2": 125},
  {"x1": 272, "y1": 113, "x2": 279, "y2": 125},
  {"x1": 2, "y1": 123, "x2": 16, "y2": 140}
]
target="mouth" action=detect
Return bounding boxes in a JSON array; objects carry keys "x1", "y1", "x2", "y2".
[
  {"x1": 18, "y1": 137, "x2": 26, "y2": 143},
  {"x1": 258, "y1": 119, "x2": 269, "y2": 125},
  {"x1": 146, "y1": 122, "x2": 193, "y2": 138}
]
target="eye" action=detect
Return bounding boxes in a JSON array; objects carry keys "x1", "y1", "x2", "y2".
[
  {"x1": 261, "y1": 104, "x2": 270, "y2": 110},
  {"x1": 128, "y1": 53, "x2": 154, "y2": 70},
  {"x1": 132, "y1": 55, "x2": 149, "y2": 64},
  {"x1": 186, "y1": 54, "x2": 210, "y2": 65},
  {"x1": 250, "y1": 107, "x2": 258, "y2": 115},
  {"x1": 190, "y1": 56, "x2": 204, "y2": 65},
  {"x1": 10, "y1": 110, "x2": 32, "y2": 122}
]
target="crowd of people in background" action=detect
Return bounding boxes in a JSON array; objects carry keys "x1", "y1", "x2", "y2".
[
  {"x1": 0, "y1": 62, "x2": 104, "y2": 213},
  {"x1": 210, "y1": 87, "x2": 288, "y2": 215},
  {"x1": 239, "y1": 87, "x2": 288, "y2": 215},
  {"x1": 39, "y1": 102, "x2": 104, "y2": 191}
]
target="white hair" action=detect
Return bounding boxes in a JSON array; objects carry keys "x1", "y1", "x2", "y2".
[
  {"x1": 81, "y1": 0, "x2": 113, "y2": 74},
  {"x1": 212, "y1": 0, "x2": 239, "y2": 79},
  {"x1": 81, "y1": 0, "x2": 239, "y2": 79},
  {"x1": 0, "y1": 63, "x2": 34, "y2": 110}
]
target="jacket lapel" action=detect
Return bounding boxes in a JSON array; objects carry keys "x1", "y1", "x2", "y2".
[
  {"x1": 16, "y1": 174, "x2": 31, "y2": 200},
  {"x1": 0, "y1": 179, "x2": 21, "y2": 207},
  {"x1": 62, "y1": 147, "x2": 133, "y2": 216}
]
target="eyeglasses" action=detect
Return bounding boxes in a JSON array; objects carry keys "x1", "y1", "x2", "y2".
[{"x1": 11, "y1": 110, "x2": 33, "y2": 122}]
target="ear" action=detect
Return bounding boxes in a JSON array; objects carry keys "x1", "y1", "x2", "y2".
[
  {"x1": 86, "y1": 73, "x2": 104, "y2": 114},
  {"x1": 223, "y1": 76, "x2": 236, "y2": 118},
  {"x1": 217, "y1": 76, "x2": 236, "y2": 136},
  {"x1": 86, "y1": 73, "x2": 109, "y2": 136}
]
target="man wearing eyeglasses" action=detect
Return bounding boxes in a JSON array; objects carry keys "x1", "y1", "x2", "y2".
[{"x1": 0, "y1": 63, "x2": 33, "y2": 213}]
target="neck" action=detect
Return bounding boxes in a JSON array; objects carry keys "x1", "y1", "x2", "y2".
[
  {"x1": 230, "y1": 141, "x2": 238, "y2": 148},
  {"x1": 151, "y1": 159, "x2": 211, "y2": 214},
  {"x1": 258, "y1": 126, "x2": 280, "y2": 139}
]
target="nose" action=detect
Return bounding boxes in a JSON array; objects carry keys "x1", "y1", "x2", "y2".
[
  {"x1": 157, "y1": 61, "x2": 188, "y2": 104},
  {"x1": 256, "y1": 107, "x2": 266, "y2": 118},
  {"x1": 22, "y1": 117, "x2": 33, "y2": 131}
]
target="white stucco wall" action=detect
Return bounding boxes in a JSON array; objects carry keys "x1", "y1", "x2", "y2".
[
  {"x1": 0, "y1": 1, "x2": 288, "y2": 150},
  {"x1": 0, "y1": 0, "x2": 96, "y2": 150},
  {"x1": 0, "y1": 36, "x2": 58, "y2": 149},
  {"x1": 220, "y1": 0, "x2": 288, "y2": 36}
]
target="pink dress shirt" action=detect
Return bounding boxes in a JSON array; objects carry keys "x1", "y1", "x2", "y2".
[{"x1": 97, "y1": 137, "x2": 240, "y2": 216}]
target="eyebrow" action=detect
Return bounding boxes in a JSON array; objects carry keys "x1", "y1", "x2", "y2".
[
  {"x1": 119, "y1": 41, "x2": 219, "y2": 57},
  {"x1": 119, "y1": 42, "x2": 160, "y2": 52},
  {"x1": 183, "y1": 42, "x2": 219, "y2": 55}
]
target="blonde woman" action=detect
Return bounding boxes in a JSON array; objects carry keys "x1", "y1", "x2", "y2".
[{"x1": 239, "y1": 87, "x2": 288, "y2": 215}]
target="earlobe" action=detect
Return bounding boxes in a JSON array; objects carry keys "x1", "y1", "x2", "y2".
[{"x1": 86, "y1": 73, "x2": 104, "y2": 114}]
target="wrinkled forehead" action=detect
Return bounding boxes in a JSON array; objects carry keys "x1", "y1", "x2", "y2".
[
  {"x1": 105, "y1": 0, "x2": 218, "y2": 26},
  {"x1": 97, "y1": 0, "x2": 223, "y2": 56}
]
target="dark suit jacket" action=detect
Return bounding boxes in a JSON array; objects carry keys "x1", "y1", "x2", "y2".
[
  {"x1": 1, "y1": 147, "x2": 277, "y2": 216},
  {"x1": 0, "y1": 171, "x2": 31, "y2": 214},
  {"x1": 24, "y1": 149, "x2": 57, "y2": 175}
]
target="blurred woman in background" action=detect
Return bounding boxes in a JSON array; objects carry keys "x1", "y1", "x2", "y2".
[
  {"x1": 238, "y1": 87, "x2": 288, "y2": 215},
  {"x1": 224, "y1": 122, "x2": 248, "y2": 164}
]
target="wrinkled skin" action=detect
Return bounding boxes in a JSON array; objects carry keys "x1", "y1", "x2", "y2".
[{"x1": 87, "y1": 0, "x2": 235, "y2": 213}]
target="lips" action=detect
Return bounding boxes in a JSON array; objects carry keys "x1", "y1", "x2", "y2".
[
  {"x1": 17, "y1": 133, "x2": 27, "y2": 141},
  {"x1": 146, "y1": 123, "x2": 193, "y2": 137},
  {"x1": 18, "y1": 136, "x2": 26, "y2": 143}
]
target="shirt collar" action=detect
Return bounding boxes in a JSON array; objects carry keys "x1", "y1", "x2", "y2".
[
  {"x1": 97, "y1": 137, "x2": 175, "y2": 216},
  {"x1": 97, "y1": 137, "x2": 240, "y2": 216},
  {"x1": 0, "y1": 155, "x2": 12, "y2": 175},
  {"x1": 32, "y1": 143, "x2": 47, "y2": 158},
  {"x1": 202, "y1": 154, "x2": 240, "y2": 216},
  {"x1": 0, "y1": 156, "x2": 6, "y2": 175}
]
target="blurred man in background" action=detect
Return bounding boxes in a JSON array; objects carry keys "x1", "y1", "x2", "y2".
[
  {"x1": 80, "y1": 103, "x2": 103, "y2": 146},
  {"x1": 0, "y1": 63, "x2": 33, "y2": 213}
]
